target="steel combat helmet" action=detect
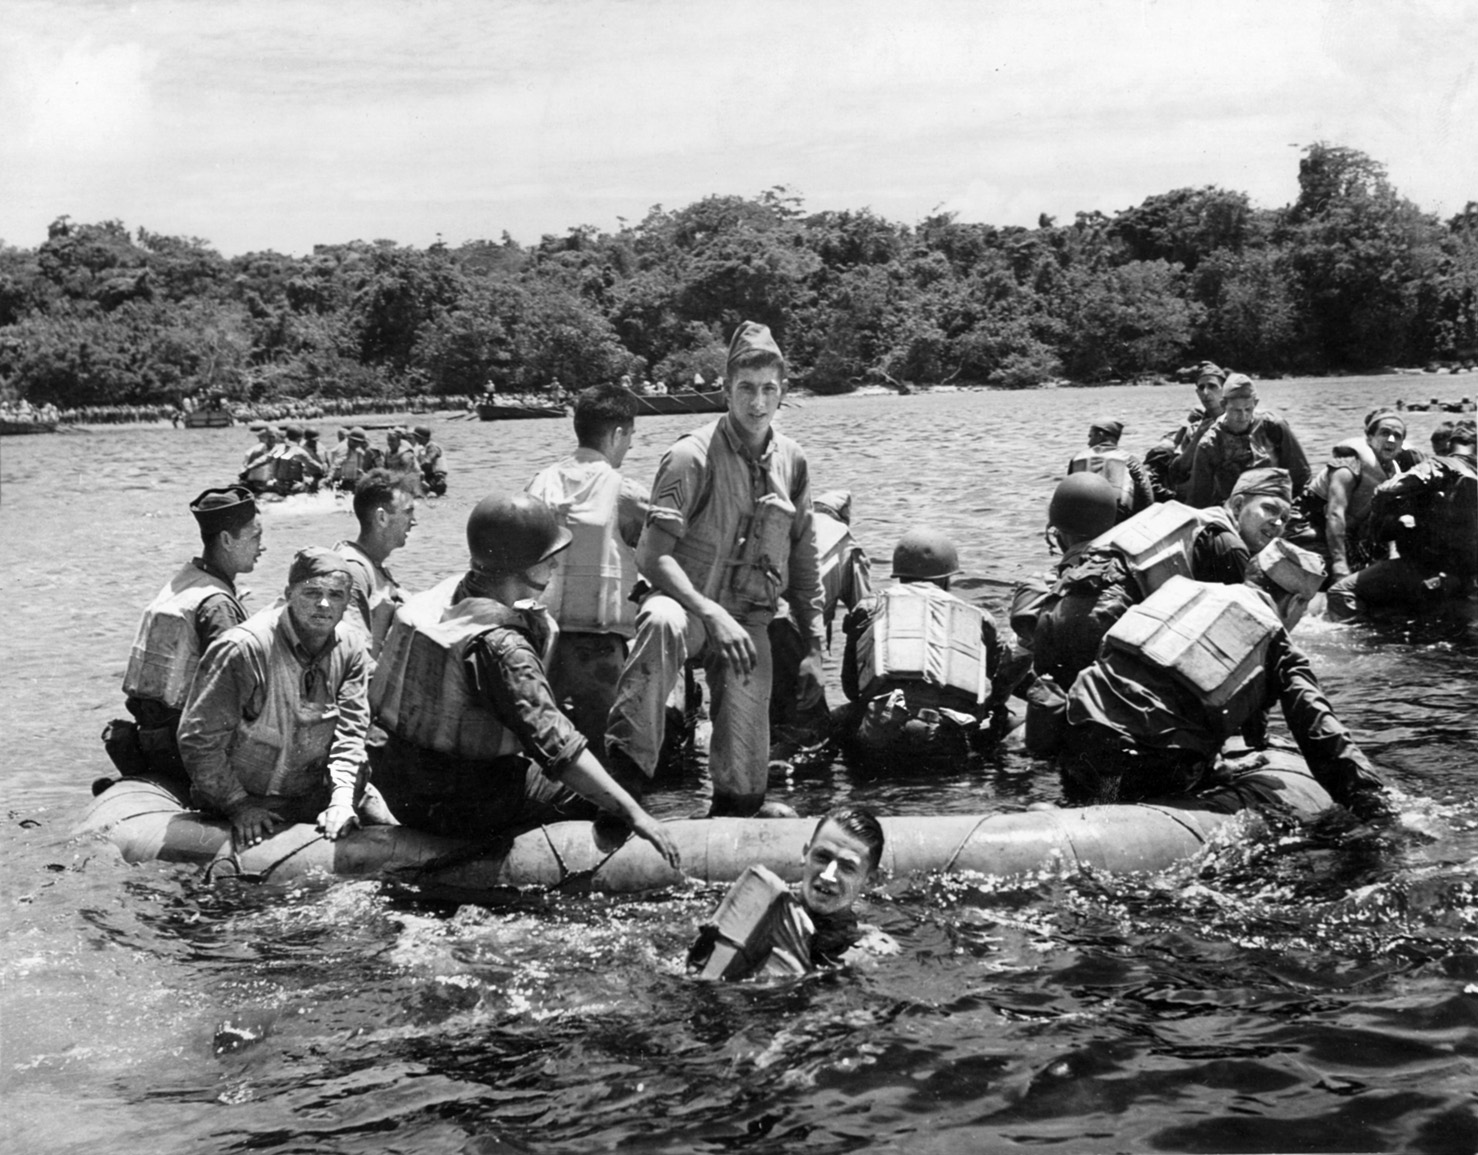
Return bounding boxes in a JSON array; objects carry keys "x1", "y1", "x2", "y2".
[{"x1": 466, "y1": 494, "x2": 573, "y2": 576}]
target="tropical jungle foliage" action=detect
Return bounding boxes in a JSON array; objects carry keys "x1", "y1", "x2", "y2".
[{"x1": 2, "y1": 144, "x2": 1474, "y2": 406}]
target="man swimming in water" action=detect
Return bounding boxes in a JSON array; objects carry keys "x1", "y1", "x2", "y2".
[{"x1": 687, "y1": 805, "x2": 897, "y2": 980}]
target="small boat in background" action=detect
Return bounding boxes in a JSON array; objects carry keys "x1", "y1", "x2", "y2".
[
  {"x1": 630, "y1": 390, "x2": 728, "y2": 416},
  {"x1": 477, "y1": 401, "x2": 567, "y2": 421}
]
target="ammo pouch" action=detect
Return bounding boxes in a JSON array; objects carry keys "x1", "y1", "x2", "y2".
[
  {"x1": 728, "y1": 492, "x2": 795, "y2": 611},
  {"x1": 101, "y1": 719, "x2": 150, "y2": 778}
]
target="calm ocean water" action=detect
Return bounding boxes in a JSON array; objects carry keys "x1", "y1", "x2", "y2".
[{"x1": 2, "y1": 376, "x2": 1476, "y2": 1153}]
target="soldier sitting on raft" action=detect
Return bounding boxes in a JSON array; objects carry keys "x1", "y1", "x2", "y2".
[
  {"x1": 1057, "y1": 540, "x2": 1397, "y2": 825},
  {"x1": 1027, "y1": 467, "x2": 1299, "y2": 702},
  {"x1": 1325, "y1": 420, "x2": 1476, "y2": 621},
  {"x1": 177, "y1": 548, "x2": 390, "y2": 847},
  {"x1": 104, "y1": 485, "x2": 266, "y2": 800},
  {"x1": 365, "y1": 494, "x2": 680, "y2": 867},
  {"x1": 835, "y1": 528, "x2": 1025, "y2": 770},
  {"x1": 1290, "y1": 408, "x2": 1408, "y2": 581},
  {"x1": 687, "y1": 805, "x2": 898, "y2": 981}
]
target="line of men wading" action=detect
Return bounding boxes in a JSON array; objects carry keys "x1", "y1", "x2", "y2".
[{"x1": 103, "y1": 321, "x2": 1428, "y2": 975}]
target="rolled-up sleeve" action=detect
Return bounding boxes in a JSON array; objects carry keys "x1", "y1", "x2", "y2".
[
  {"x1": 178, "y1": 633, "x2": 263, "y2": 812},
  {"x1": 645, "y1": 441, "x2": 707, "y2": 539},
  {"x1": 468, "y1": 629, "x2": 588, "y2": 775}
]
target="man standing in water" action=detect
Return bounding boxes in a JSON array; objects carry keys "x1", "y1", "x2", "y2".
[
  {"x1": 179, "y1": 548, "x2": 374, "y2": 847},
  {"x1": 334, "y1": 469, "x2": 418, "y2": 659},
  {"x1": 525, "y1": 383, "x2": 649, "y2": 757},
  {"x1": 1189, "y1": 374, "x2": 1311, "y2": 507},
  {"x1": 605, "y1": 321, "x2": 825, "y2": 817},
  {"x1": 1147, "y1": 361, "x2": 1228, "y2": 501},
  {"x1": 108, "y1": 485, "x2": 266, "y2": 798}
]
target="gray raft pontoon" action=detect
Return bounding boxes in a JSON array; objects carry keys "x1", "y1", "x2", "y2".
[{"x1": 73, "y1": 749, "x2": 1335, "y2": 898}]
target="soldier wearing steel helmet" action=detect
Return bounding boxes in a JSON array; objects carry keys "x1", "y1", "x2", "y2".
[
  {"x1": 835, "y1": 528, "x2": 1020, "y2": 770},
  {"x1": 365, "y1": 493, "x2": 679, "y2": 866}
]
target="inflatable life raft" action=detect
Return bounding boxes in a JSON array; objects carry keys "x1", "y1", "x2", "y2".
[
  {"x1": 72, "y1": 748, "x2": 1342, "y2": 899},
  {"x1": 74, "y1": 751, "x2": 1335, "y2": 899}
]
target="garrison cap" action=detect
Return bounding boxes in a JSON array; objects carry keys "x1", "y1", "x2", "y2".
[
  {"x1": 1222, "y1": 373, "x2": 1257, "y2": 400},
  {"x1": 1089, "y1": 417, "x2": 1124, "y2": 442},
  {"x1": 726, "y1": 321, "x2": 784, "y2": 372},
  {"x1": 287, "y1": 546, "x2": 352, "y2": 587},
  {"x1": 1254, "y1": 539, "x2": 1325, "y2": 599},
  {"x1": 1229, "y1": 467, "x2": 1292, "y2": 503},
  {"x1": 813, "y1": 489, "x2": 853, "y2": 524},
  {"x1": 1195, "y1": 361, "x2": 1228, "y2": 384},
  {"x1": 190, "y1": 485, "x2": 257, "y2": 535}
]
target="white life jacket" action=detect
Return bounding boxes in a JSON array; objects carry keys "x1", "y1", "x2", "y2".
[
  {"x1": 370, "y1": 575, "x2": 556, "y2": 761},
  {"x1": 223, "y1": 607, "x2": 343, "y2": 800},
  {"x1": 1068, "y1": 446, "x2": 1136, "y2": 511},
  {"x1": 526, "y1": 456, "x2": 638, "y2": 637},
  {"x1": 854, "y1": 583, "x2": 988, "y2": 704},
  {"x1": 1083, "y1": 500, "x2": 1208, "y2": 597},
  {"x1": 1306, "y1": 436, "x2": 1398, "y2": 530},
  {"x1": 122, "y1": 563, "x2": 244, "y2": 710},
  {"x1": 1103, "y1": 575, "x2": 1280, "y2": 713},
  {"x1": 334, "y1": 539, "x2": 402, "y2": 656}
]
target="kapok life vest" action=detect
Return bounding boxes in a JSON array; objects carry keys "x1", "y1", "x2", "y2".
[
  {"x1": 1102, "y1": 575, "x2": 1280, "y2": 715},
  {"x1": 1082, "y1": 500, "x2": 1208, "y2": 598},
  {"x1": 687, "y1": 864, "x2": 813, "y2": 981},
  {"x1": 666, "y1": 421, "x2": 800, "y2": 616},
  {"x1": 334, "y1": 539, "x2": 402, "y2": 656},
  {"x1": 816, "y1": 513, "x2": 870, "y2": 621},
  {"x1": 241, "y1": 447, "x2": 276, "y2": 484},
  {"x1": 122, "y1": 563, "x2": 244, "y2": 710},
  {"x1": 1305, "y1": 437, "x2": 1397, "y2": 531},
  {"x1": 370, "y1": 575, "x2": 556, "y2": 761},
  {"x1": 223, "y1": 607, "x2": 343, "y2": 800},
  {"x1": 271, "y1": 445, "x2": 306, "y2": 488},
  {"x1": 854, "y1": 583, "x2": 988, "y2": 704},
  {"x1": 335, "y1": 446, "x2": 372, "y2": 486},
  {"x1": 526, "y1": 457, "x2": 639, "y2": 637},
  {"x1": 1068, "y1": 446, "x2": 1136, "y2": 512}
]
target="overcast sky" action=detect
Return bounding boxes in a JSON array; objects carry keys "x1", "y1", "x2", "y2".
[{"x1": 3, "y1": 0, "x2": 1474, "y2": 257}]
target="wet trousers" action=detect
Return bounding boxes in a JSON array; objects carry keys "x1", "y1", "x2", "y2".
[{"x1": 605, "y1": 593, "x2": 773, "y2": 815}]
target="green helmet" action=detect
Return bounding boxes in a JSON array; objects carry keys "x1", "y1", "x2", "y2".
[
  {"x1": 1048, "y1": 473, "x2": 1118, "y2": 539},
  {"x1": 466, "y1": 494, "x2": 573, "y2": 575},
  {"x1": 891, "y1": 528, "x2": 960, "y2": 581}
]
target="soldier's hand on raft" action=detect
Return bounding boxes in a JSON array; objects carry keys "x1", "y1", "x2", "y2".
[
  {"x1": 632, "y1": 813, "x2": 682, "y2": 870},
  {"x1": 317, "y1": 802, "x2": 360, "y2": 841},
  {"x1": 228, "y1": 800, "x2": 285, "y2": 848},
  {"x1": 703, "y1": 606, "x2": 758, "y2": 675}
]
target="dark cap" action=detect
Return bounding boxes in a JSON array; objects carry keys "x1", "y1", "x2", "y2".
[
  {"x1": 304, "y1": 426, "x2": 319, "y2": 438},
  {"x1": 286, "y1": 546, "x2": 352, "y2": 587},
  {"x1": 190, "y1": 484, "x2": 257, "y2": 535},
  {"x1": 413, "y1": 424, "x2": 432, "y2": 440},
  {"x1": 284, "y1": 423, "x2": 304, "y2": 438},
  {"x1": 1088, "y1": 417, "x2": 1124, "y2": 442}
]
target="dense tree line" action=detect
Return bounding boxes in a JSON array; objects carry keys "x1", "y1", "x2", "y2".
[{"x1": 1, "y1": 144, "x2": 1474, "y2": 408}]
